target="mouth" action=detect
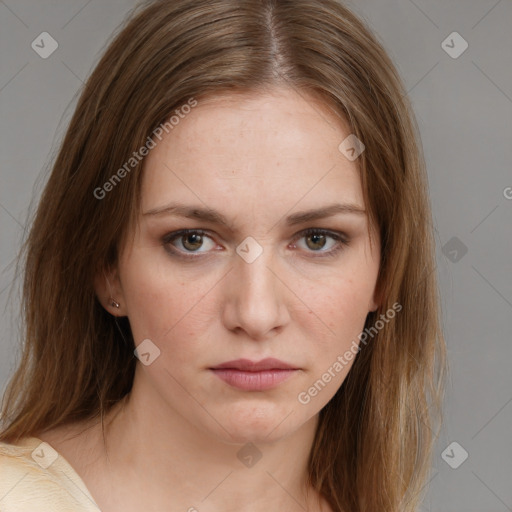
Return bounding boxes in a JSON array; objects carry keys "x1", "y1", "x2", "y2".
[{"x1": 209, "y1": 358, "x2": 300, "y2": 391}]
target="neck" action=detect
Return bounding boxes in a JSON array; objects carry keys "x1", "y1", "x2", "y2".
[{"x1": 95, "y1": 370, "x2": 326, "y2": 511}]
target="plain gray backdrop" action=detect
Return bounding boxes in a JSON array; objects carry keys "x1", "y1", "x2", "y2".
[{"x1": 1, "y1": 1, "x2": 511, "y2": 511}]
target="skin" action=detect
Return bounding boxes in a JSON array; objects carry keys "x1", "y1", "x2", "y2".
[{"x1": 39, "y1": 87, "x2": 380, "y2": 512}]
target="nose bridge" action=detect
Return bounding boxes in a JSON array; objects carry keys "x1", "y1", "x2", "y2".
[
  {"x1": 224, "y1": 242, "x2": 288, "y2": 338},
  {"x1": 237, "y1": 249, "x2": 276, "y2": 300}
]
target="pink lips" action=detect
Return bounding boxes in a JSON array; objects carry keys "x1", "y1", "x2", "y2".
[{"x1": 210, "y1": 358, "x2": 299, "y2": 391}]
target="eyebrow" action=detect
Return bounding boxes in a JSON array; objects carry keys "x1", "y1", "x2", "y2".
[{"x1": 142, "y1": 202, "x2": 366, "y2": 229}]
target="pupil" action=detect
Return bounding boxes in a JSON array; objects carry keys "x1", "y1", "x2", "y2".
[
  {"x1": 307, "y1": 233, "x2": 326, "y2": 250},
  {"x1": 183, "y1": 233, "x2": 202, "y2": 251}
]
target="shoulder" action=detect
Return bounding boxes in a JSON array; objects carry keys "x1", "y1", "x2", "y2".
[{"x1": 0, "y1": 436, "x2": 100, "y2": 511}]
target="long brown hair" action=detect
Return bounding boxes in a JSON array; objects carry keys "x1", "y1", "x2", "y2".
[{"x1": 0, "y1": 1, "x2": 446, "y2": 510}]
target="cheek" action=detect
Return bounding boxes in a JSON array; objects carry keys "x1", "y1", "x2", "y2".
[
  {"x1": 119, "y1": 250, "x2": 217, "y2": 348},
  {"x1": 301, "y1": 275, "x2": 374, "y2": 353}
]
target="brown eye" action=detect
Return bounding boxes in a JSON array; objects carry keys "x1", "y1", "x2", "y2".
[
  {"x1": 305, "y1": 233, "x2": 327, "y2": 251},
  {"x1": 163, "y1": 229, "x2": 217, "y2": 256},
  {"x1": 292, "y1": 228, "x2": 349, "y2": 258},
  {"x1": 182, "y1": 233, "x2": 203, "y2": 251}
]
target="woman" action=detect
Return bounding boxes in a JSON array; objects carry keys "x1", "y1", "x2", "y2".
[{"x1": 0, "y1": 0, "x2": 446, "y2": 510}]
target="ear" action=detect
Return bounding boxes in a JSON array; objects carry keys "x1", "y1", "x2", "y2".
[
  {"x1": 368, "y1": 283, "x2": 381, "y2": 313},
  {"x1": 368, "y1": 296, "x2": 379, "y2": 313},
  {"x1": 366, "y1": 226, "x2": 382, "y2": 314},
  {"x1": 94, "y1": 264, "x2": 127, "y2": 317}
]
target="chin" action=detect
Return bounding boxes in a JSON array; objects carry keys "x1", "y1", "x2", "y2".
[
  {"x1": 213, "y1": 423, "x2": 291, "y2": 446},
  {"x1": 204, "y1": 401, "x2": 308, "y2": 445}
]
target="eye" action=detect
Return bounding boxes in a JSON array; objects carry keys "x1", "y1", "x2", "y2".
[
  {"x1": 162, "y1": 228, "x2": 349, "y2": 260},
  {"x1": 163, "y1": 229, "x2": 217, "y2": 257},
  {"x1": 291, "y1": 228, "x2": 348, "y2": 258}
]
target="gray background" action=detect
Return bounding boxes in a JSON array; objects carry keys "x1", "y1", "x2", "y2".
[{"x1": 1, "y1": 1, "x2": 511, "y2": 510}]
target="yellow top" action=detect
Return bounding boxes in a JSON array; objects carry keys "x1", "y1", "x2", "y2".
[{"x1": 0, "y1": 436, "x2": 101, "y2": 511}]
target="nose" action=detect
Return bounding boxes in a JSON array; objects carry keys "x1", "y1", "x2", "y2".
[{"x1": 221, "y1": 247, "x2": 290, "y2": 340}]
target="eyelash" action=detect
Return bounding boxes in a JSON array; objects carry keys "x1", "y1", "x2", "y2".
[{"x1": 162, "y1": 228, "x2": 349, "y2": 260}]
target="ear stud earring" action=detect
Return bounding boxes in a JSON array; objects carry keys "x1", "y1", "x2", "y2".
[{"x1": 109, "y1": 297, "x2": 120, "y2": 308}]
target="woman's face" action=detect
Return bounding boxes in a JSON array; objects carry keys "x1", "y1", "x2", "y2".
[{"x1": 108, "y1": 87, "x2": 380, "y2": 444}]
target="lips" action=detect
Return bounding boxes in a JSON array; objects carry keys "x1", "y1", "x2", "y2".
[
  {"x1": 209, "y1": 358, "x2": 299, "y2": 391},
  {"x1": 210, "y1": 358, "x2": 297, "y2": 371}
]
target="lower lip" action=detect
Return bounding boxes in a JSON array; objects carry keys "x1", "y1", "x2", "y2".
[{"x1": 210, "y1": 369, "x2": 297, "y2": 391}]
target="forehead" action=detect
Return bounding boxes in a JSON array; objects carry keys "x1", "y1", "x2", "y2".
[{"x1": 141, "y1": 87, "x2": 365, "y2": 222}]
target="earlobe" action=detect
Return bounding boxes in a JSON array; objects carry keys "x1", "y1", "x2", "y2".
[
  {"x1": 94, "y1": 266, "x2": 126, "y2": 316},
  {"x1": 109, "y1": 297, "x2": 121, "y2": 309}
]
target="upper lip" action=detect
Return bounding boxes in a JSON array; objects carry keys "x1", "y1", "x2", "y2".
[{"x1": 210, "y1": 358, "x2": 298, "y2": 371}]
